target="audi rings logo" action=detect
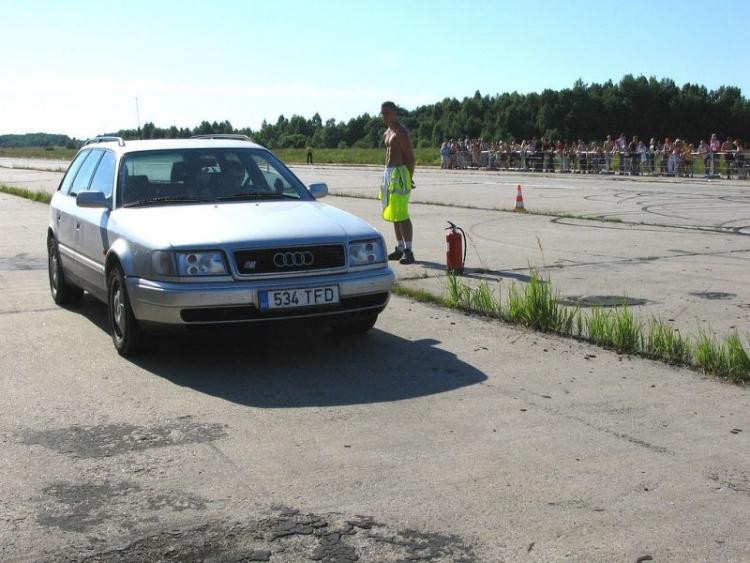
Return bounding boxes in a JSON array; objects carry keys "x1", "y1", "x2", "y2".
[{"x1": 273, "y1": 251, "x2": 315, "y2": 268}]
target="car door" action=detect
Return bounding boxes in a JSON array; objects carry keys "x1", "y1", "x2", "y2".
[
  {"x1": 53, "y1": 149, "x2": 97, "y2": 285},
  {"x1": 60, "y1": 149, "x2": 104, "y2": 284},
  {"x1": 76, "y1": 149, "x2": 116, "y2": 299}
]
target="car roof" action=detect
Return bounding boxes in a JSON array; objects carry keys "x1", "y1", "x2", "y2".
[{"x1": 79, "y1": 138, "x2": 267, "y2": 156}]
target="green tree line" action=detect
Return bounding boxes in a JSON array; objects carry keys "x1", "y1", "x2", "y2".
[
  {"x1": 5, "y1": 75, "x2": 748, "y2": 150},
  {"x1": 0, "y1": 133, "x2": 77, "y2": 149}
]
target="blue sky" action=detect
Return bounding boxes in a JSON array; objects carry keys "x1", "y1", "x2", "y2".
[{"x1": 1, "y1": 0, "x2": 748, "y2": 138}]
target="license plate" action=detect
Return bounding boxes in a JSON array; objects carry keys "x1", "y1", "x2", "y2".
[{"x1": 259, "y1": 286, "x2": 339, "y2": 311}]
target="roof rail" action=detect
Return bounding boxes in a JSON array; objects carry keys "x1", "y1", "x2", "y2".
[
  {"x1": 85, "y1": 136, "x2": 126, "y2": 147},
  {"x1": 190, "y1": 134, "x2": 254, "y2": 142}
]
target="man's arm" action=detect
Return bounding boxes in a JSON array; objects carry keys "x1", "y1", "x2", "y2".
[{"x1": 399, "y1": 128, "x2": 416, "y2": 180}]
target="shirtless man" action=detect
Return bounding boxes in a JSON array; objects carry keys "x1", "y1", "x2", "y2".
[{"x1": 380, "y1": 101, "x2": 416, "y2": 265}]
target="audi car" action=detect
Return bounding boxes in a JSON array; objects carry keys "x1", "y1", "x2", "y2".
[{"x1": 47, "y1": 135, "x2": 394, "y2": 356}]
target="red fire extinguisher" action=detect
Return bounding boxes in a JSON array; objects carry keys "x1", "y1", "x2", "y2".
[{"x1": 445, "y1": 221, "x2": 467, "y2": 274}]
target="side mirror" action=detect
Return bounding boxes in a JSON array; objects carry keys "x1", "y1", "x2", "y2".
[
  {"x1": 309, "y1": 182, "x2": 328, "y2": 199},
  {"x1": 76, "y1": 191, "x2": 110, "y2": 209}
]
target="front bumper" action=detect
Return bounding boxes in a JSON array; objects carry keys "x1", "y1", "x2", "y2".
[{"x1": 125, "y1": 267, "x2": 394, "y2": 326}]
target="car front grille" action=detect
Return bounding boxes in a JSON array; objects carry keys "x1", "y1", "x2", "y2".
[{"x1": 234, "y1": 244, "x2": 346, "y2": 275}]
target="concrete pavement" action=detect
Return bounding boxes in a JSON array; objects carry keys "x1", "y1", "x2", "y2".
[{"x1": 1, "y1": 187, "x2": 750, "y2": 561}]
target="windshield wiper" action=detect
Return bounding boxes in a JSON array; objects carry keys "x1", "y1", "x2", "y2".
[
  {"x1": 123, "y1": 196, "x2": 204, "y2": 207},
  {"x1": 216, "y1": 192, "x2": 292, "y2": 201}
]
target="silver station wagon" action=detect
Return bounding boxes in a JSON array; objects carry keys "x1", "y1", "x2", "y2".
[{"x1": 47, "y1": 135, "x2": 394, "y2": 356}]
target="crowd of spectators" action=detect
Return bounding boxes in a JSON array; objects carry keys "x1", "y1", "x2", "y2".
[{"x1": 439, "y1": 134, "x2": 748, "y2": 179}]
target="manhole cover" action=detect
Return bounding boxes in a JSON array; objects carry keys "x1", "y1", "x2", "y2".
[
  {"x1": 559, "y1": 295, "x2": 650, "y2": 308},
  {"x1": 689, "y1": 292, "x2": 736, "y2": 300}
]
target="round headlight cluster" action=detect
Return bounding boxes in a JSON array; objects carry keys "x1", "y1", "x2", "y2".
[
  {"x1": 348, "y1": 240, "x2": 384, "y2": 266},
  {"x1": 176, "y1": 251, "x2": 228, "y2": 276}
]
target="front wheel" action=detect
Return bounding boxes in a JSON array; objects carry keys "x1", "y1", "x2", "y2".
[
  {"x1": 332, "y1": 314, "x2": 378, "y2": 335},
  {"x1": 47, "y1": 236, "x2": 83, "y2": 305},
  {"x1": 107, "y1": 265, "x2": 146, "y2": 356}
]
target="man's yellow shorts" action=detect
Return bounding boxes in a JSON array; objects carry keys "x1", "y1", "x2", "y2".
[{"x1": 378, "y1": 165, "x2": 411, "y2": 223}]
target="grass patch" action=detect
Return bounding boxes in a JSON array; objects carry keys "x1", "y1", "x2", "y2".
[
  {"x1": 275, "y1": 147, "x2": 440, "y2": 166},
  {"x1": 644, "y1": 318, "x2": 692, "y2": 365},
  {"x1": 394, "y1": 271, "x2": 750, "y2": 383},
  {"x1": 695, "y1": 331, "x2": 750, "y2": 382},
  {"x1": 391, "y1": 284, "x2": 451, "y2": 308},
  {"x1": 0, "y1": 146, "x2": 441, "y2": 166},
  {"x1": 586, "y1": 306, "x2": 642, "y2": 354},
  {"x1": 505, "y1": 275, "x2": 579, "y2": 334},
  {"x1": 0, "y1": 146, "x2": 77, "y2": 160},
  {"x1": 0, "y1": 184, "x2": 52, "y2": 203}
]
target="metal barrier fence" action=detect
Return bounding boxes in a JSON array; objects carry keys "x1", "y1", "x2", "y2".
[{"x1": 443, "y1": 150, "x2": 749, "y2": 179}]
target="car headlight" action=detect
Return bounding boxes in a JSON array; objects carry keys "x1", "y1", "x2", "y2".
[
  {"x1": 175, "y1": 251, "x2": 228, "y2": 276},
  {"x1": 348, "y1": 239, "x2": 385, "y2": 267}
]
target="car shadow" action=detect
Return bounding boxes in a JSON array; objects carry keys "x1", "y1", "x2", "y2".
[
  {"x1": 415, "y1": 260, "x2": 534, "y2": 282},
  {"x1": 68, "y1": 297, "x2": 488, "y2": 408}
]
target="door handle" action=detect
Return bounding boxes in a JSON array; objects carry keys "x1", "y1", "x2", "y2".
[
  {"x1": 56, "y1": 213, "x2": 62, "y2": 223},
  {"x1": 75, "y1": 222, "x2": 81, "y2": 231}
]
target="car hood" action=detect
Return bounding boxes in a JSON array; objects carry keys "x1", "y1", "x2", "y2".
[{"x1": 110, "y1": 201, "x2": 381, "y2": 249}]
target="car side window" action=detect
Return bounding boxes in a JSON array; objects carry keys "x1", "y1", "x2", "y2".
[
  {"x1": 69, "y1": 149, "x2": 104, "y2": 196},
  {"x1": 89, "y1": 151, "x2": 116, "y2": 197},
  {"x1": 59, "y1": 151, "x2": 92, "y2": 195}
]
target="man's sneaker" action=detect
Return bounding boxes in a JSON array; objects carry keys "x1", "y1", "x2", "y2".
[
  {"x1": 399, "y1": 250, "x2": 415, "y2": 265},
  {"x1": 388, "y1": 247, "x2": 404, "y2": 261}
]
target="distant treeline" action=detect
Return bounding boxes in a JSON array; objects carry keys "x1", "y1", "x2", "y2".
[
  {"x1": 7, "y1": 75, "x2": 750, "y2": 150},
  {"x1": 0, "y1": 133, "x2": 78, "y2": 149},
  {"x1": 111, "y1": 76, "x2": 750, "y2": 149}
]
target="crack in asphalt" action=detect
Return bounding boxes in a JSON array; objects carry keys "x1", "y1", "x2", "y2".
[{"x1": 61, "y1": 507, "x2": 479, "y2": 563}]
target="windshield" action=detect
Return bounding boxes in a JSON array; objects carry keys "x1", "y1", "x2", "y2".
[{"x1": 116, "y1": 148, "x2": 312, "y2": 207}]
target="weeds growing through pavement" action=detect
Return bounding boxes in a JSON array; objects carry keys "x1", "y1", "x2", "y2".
[
  {"x1": 694, "y1": 331, "x2": 750, "y2": 383},
  {"x1": 644, "y1": 318, "x2": 692, "y2": 365},
  {"x1": 395, "y1": 271, "x2": 750, "y2": 382},
  {"x1": 505, "y1": 274, "x2": 579, "y2": 334}
]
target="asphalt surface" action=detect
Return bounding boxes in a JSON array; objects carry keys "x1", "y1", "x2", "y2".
[{"x1": 1, "y1": 161, "x2": 750, "y2": 561}]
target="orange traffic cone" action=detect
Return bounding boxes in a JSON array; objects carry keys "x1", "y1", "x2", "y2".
[{"x1": 514, "y1": 184, "x2": 526, "y2": 212}]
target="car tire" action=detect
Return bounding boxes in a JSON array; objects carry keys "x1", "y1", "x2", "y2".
[
  {"x1": 47, "y1": 236, "x2": 83, "y2": 305},
  {"x1": 107, "y1": 265, "x2": 146, "y2": 356},
  {"x1": 332, "y1": 314, "x2": 378, "y2": 335}
]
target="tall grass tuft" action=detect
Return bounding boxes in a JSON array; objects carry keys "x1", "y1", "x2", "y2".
[
  {"x1": 471, "y1": 280, "x2": 500, "y2": 317},
  {"x1": 586, "y1": 307, "x2": 612, "y2": 347},
  {"x1": 607, "y1": 306, "x2": 643, "y2": 353},
  {"x1": 723, "y1": 332, "x2": 750, "y2": 382},
  {"x1": 644, "y1": 318, "x2": 692, "y2": 365},
  {"x1": 445, "y1": 274, "x2": 500, "y2": 317},
  {"x1": 505, "y1": 273, "x2": 579, "y2": 334},
  {"x1": 695, "y1": 331, "x2": 730, "y2": 377},
  {"x1": 446, "y1": 273, "x2": 472, "y2": 308}
]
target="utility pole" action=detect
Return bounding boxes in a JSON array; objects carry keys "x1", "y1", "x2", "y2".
[{"x1": 135, "y1": 97, "x2": 142, "y2": 139}]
